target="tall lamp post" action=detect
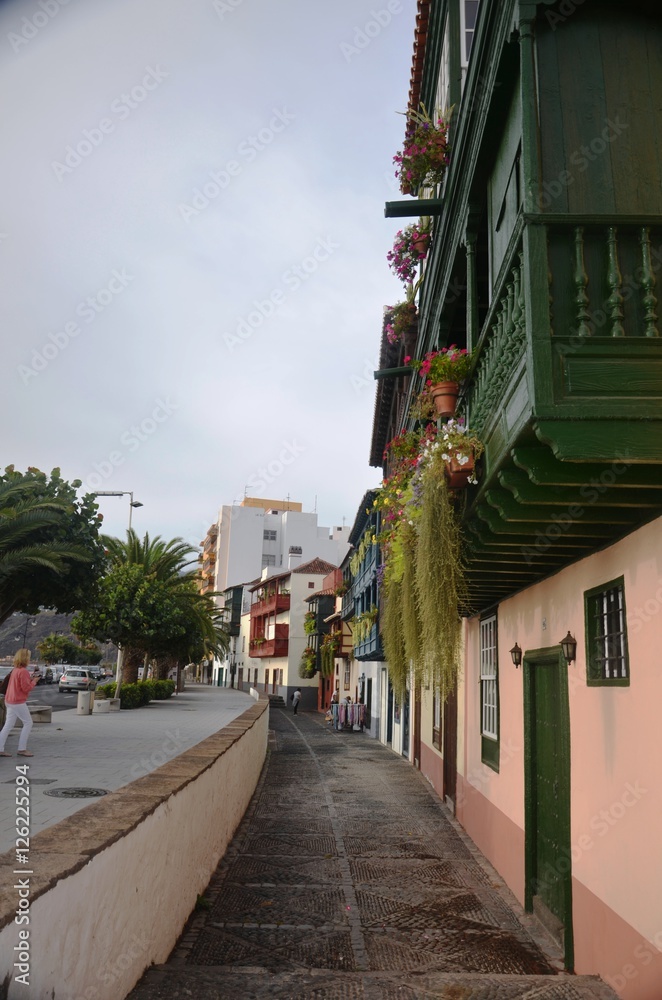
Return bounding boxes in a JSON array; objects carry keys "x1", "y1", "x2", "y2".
[
  {"x1": 15, "y1": 615, "x2": 37, "y2": 649},
  {"x1": 92, "y1": 491, "x2": 144, "y2": 703}
]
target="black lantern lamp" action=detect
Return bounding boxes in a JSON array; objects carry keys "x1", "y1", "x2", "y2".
[
  {"x1": 510, "y1": 642, "x2": 522, "y2": 668},
  {"x1": 560, "y1": 631, "x2": 578, "y2": 664}
]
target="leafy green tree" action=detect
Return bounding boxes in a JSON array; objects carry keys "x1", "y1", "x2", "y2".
[
  {"x1": 37, "y1": 633, "x2": 103, "y2": 665},
  {"x1": 0, "y1": 467, "x2": 105, "y2": 626},
  {"x1": 73, "y1": 531, "x2": 229, "y2": 687}
]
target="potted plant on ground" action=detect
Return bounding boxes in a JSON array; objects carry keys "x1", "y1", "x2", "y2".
[
  {"x1": 408, "y1": 345, "x2": 473, "y2": 418},
  {"x1": 393, "y1": 105, "x2": 453, "y2": 195}
]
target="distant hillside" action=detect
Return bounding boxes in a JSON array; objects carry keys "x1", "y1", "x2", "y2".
[{"x1": 0, "y1": 610, "x2": 116, "y2": 663}]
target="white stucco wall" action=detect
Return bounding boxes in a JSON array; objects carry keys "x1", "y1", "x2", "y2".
[{"x1": 0, "y1": 702, "x2": 268, "y2": 1000}]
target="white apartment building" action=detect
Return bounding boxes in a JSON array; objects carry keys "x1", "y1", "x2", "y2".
[{"x1": 211, "y1": 497, "x2": 350, "y2": 592}]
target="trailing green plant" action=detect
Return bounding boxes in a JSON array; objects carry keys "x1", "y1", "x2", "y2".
[
  {"x1": 414, "y1": 444, "x2": 466, "y2": 694},
  {"x1": 350, "y1": 607, "x2": 378, "y2": 648},
  {"x1": 299, "y1": 646, "x2": 316, "y2": 679},
  {"x1": 303, "y1": 611, "x2": 317, "y2": 635},
  {"x1": 380, "y1": 576, "x2": 408, "y2": 697},
  {"x1": 349, "y1": 529, "x2": 375, "y2": 577},
  {"x1": 376, "y1": 422, "x2": 475, "y2": 700},
  {"x1": 334, "y1": 581, "x2": 349, "y2": 597}
]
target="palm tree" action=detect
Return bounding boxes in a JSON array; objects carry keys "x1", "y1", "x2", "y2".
[
  {"x1": 102, "y1": 530, "x2": 228, "y2": 684},
  {"x1": 0, "y1": 480, "x2": 91, "y2": 625}
]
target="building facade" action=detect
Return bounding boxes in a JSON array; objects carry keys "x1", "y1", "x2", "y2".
[{"x1": 368, "y1": 2, "x2": 662, "y2": 996}]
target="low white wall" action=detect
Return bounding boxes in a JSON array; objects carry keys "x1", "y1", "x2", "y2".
[{"x1": 0, "y1": 700, "x2": 268, "y2": 1000}]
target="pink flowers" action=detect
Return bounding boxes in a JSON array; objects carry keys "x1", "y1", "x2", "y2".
[
  {"x1": 411, "y1": 346, "x2": 472, "y2": 385},
  {"x1": 387, "y1": 224, "x2": 430, "y2": 285},
  {"x1": 393, "y1": 107, "x2": 452, "y2": 194}
]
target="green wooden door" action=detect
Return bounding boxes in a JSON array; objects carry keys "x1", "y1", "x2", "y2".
[{"x1": 524, "y1": 647, "x2": 573, "y2": 970}]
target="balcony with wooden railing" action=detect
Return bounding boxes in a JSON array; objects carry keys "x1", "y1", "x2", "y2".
[
  {"x1": 249, "y1": 624, "x2": 289, "y2": 658},
  {"x1": 252, "y1": 590, "x2": 291, "y2": 616},
  {"x1": 456, "y1": 214, "x2": 662, "y2": 610}
]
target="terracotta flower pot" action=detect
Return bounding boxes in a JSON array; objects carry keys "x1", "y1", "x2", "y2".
[
  {"x1": 413, "y1": 235, "x2": 429, "y2": 255},
  {"x1": 445, "y1": 453, "x2": 475, "y2": 489},
  {"x1": 429, "y1": 381, "x2": 459, "y2": 418}
]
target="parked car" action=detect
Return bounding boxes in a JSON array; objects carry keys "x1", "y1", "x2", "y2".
[{"x1": 58, "y1": 669, "x2": 97, "y2": 693}]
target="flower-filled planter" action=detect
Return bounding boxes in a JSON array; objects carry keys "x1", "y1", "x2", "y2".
[
  {"x1": 385, "y1": 300, "x2": 418, "y2": 347},
  {"x1": 410, "y1": 346, "x2": 473, "y2": 418},
  {"x1": 393, "y1": 105, "x2": 452, "y2": 194},
  {"x1": 438, "y1": 419, "x2": 483, "y2": 488},
  {"x1": 387, "y1": 221, "x2": 431, "y2": 286}
]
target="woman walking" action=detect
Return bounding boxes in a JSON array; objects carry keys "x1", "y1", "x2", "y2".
[{"x1": 0, "y1": 649, "x2": 39, "y2": 757}]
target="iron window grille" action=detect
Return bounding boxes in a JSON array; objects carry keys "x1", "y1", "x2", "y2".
[{"x1": 585, "y1": 577, "x2": 630, "y2": 686}]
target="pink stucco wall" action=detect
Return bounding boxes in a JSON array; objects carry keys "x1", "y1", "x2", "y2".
[{"x1": 456, "y1": 515, "x2": 662, "y2": 995}]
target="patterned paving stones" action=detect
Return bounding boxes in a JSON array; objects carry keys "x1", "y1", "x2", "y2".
[{"x1": 128, "y1": 707, "x2": 619, "y2": 1000}]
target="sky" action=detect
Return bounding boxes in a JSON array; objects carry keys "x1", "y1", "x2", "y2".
[{"x1": 0, "y1": 0, "x2": 416, "y2": 547}]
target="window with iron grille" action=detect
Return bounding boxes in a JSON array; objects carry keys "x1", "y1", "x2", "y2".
[
  {"x1": 480, "y1": 612, "x2": 499, "y2": 770},
  {"x1": 585, "y1": 577, "x2": 629, "y2": 686},
  {"x1": 262, "y1": 553, "x2": 276, "y2": 567}
]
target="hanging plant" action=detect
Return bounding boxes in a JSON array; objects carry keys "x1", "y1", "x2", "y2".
[
  {"x1": 303, "y1": 611, "x2": 317, "y2": 635},
  {"x1": 387, "y1": 221, "x2": 431, "y2": 286},
  {"x1": 299, "y1": 646, "x2": 316, "y2": 679},
  {"x1": 414, "y1": 443, "x2": 466, "y2": 694},
  {"x1": 393, "y1": 105, "x2": 453, "y2": 194},
  {"x1": 385, "y1": 300, "x2": 418, "y2": 347},
  {"x1": 334, "y1": 581, "x2": 349, "y2": 597}
]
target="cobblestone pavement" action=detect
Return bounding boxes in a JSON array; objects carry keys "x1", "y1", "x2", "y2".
[{"x1": 129, "y1": 708, "x2": 618, "y2": 1000}]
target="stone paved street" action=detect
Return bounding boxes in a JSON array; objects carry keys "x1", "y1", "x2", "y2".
[{"x1": 129, "y1": 707, "x2": 618, "y2": 999}]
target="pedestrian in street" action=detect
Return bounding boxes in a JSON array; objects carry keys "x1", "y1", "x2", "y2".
[
  {"x1": 0, "y1": 649, "x2": 39, "y2": 758},
  {"x1": 292, "y1": 688, "x2": 302, "y2": 714}
]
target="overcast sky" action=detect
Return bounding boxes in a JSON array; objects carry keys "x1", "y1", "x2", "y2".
[{"x1": 1, "y1": 0, "x2": 414, "y2": 547}]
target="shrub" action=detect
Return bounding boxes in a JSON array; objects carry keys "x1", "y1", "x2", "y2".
[
  {"x1": 97, "y1": 683, "x2": 116, "y2": 699},
  {"x1": 153, "y1": 679, "x2": 176, "y2": 700},
  {"x1": 140, "y1": 679, "x2": 157, "y2": 702}
]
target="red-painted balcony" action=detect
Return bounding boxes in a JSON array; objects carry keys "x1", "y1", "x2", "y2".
[
  {"x1": 249, "y1": 631, "x2": 289, "y2": 658},
  {"x1": 251, "y1": 591, "x2": 291, "y2": 616}
]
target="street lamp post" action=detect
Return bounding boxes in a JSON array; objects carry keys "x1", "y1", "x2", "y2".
[
  {"x1": 92, "y1": 490, "x2": 144, "y2": 704},
  {"x1": 15, "y1": 615, "x2": 37, "y2": 649}
]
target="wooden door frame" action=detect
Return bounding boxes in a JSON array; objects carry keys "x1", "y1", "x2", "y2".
[{"x1": 523, "y1": 645, "x2": 574, "y2": 971}]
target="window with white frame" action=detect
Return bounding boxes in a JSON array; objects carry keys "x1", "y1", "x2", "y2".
[
  {"x1": 263, "y1": 529, "x2": 277, "y2": 541},
  {"x1": 480, "y1": 612, "x2": 499, "y2": 769},
  {"x1": 461, "y1": 1, "x2": 480, "y2": 67},
  {"x1": 261, "y1": 553, "x2": 276, "y2": 567},
  {"x1": 435, "y1": 15, "x2": 451, "y2": 114}
]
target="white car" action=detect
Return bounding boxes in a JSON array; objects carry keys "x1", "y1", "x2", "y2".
[{"x1": 58, "y1": 668, "x2": 98, "y2": 693}]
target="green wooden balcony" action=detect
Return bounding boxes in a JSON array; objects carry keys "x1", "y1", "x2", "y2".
[{"x1": 459, "y1": 214, "x2": 662, "y2": 610}]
